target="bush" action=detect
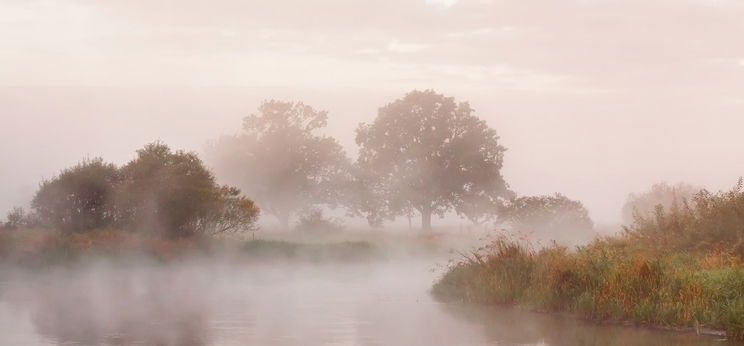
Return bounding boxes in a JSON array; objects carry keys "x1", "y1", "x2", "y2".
[
  {"x1": 32, "y1": 158, "x2": 121, "y2": 233},
  {"x1": 294, "y1": 208, "x2": 344, "y2": 233},
  {"x1": 497, "y1": 194, "x2": 593, "y2": 244},
  {"x1": 2, "y1": 207, "x2": 39, "y2": 230},
  {"x1": 29, "y1": 143, "x2": 259, "y2": 237}
]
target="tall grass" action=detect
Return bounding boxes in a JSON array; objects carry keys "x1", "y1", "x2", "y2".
[
  {"x1": 0, "y1": 228, "x2": 209, "y2": 268},
  {"x1": 433, "y1": 180, "x2": 744, "y2": 341}
]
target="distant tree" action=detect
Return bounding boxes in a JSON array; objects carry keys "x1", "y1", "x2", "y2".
[
  {"x1": 621, "y1": 182, "x2": 700, "y2": 225},
  {"x1": 2, "y1": 206, "x2": 38, "y2": 230},
  {"x1": 208, "y1": 100, "x2": 350, "y2": 229},
  {"x1": 354, "y1": 90, "x2": 512, "y2": 230},
  {"x1": 32, "y1": 158, "x2": 121, "y2": 233},
  {"x1": 497, "y1": 194, "x2": 593, "y2": 240},
  {"x1": 294, "y1": 208, "x2": 344, "y2": 233},
  {"x1": 118, "y1": 142, "x2": 259, "y2": 237}
]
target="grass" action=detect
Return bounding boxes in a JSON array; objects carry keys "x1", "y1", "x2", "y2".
[
  {"x1": 0, "y1": 228, "x2": 208, "y2": 268},
  {"x1": 432, "y1": 237, "x2": 744, "y2": 340},
  {"x1": 0, "y1": 227, "x2": 380, "y2": 268},
  {"x1": 241, "y1": 239, "x2": 376, "y2": 262},
  {"x1": 433, "y1": 181, "x2": 744, "y2": 342}
]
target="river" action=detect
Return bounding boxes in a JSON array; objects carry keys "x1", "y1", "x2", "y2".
[{"x1": 0, "y1": 258, "x2": 732, "y2": 345}]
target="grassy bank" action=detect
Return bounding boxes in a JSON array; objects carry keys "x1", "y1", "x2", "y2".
[
  {"x1": 241, "y1": 239, "x2": 376, "y2": 262},
  {"x1": 433, "y1": 182, "x2": 744, "y2": 341},
  {"x1": 0, "y1": 228, "x2": 212, "y2": 268},
  {"x1": 0, "y1": 228, "x2": 381, "y2": 268}
]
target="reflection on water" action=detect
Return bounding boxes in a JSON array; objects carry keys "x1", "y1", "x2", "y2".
[{"x1": 0, "y1": 260, "x2": 732, "y2": 346}]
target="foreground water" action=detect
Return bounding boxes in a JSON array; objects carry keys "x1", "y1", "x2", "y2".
[{"x1": 0, "y1": 258, "x2": 732, "y2": 346}]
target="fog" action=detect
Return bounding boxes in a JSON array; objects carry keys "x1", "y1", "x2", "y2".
[
  {"x1": 2, "y1": 0, "x2": 744, "y2": 225},
  {"x1": 2, "y1": 1, "x2": 744, "y2": 345},
  {"x1": 3, "y1": 86, "x2": 744, "y2": 226},
  {"x1": 0, "y1": 245, "x2": 726, "y2": 346}
]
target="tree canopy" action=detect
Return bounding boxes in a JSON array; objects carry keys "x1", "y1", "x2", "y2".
[
  {"x1": 31, "y1": 143, "x2": 259, "y2": 237},
  {"x1": 354, "y1": 90, "x2": 512, "y2": 230},
  {"x1": 32, "y1": 158, "x2": 121, "y2": 233},
  {"x1": 208, "y1": 100, "x2": 350, "y2": 228}
]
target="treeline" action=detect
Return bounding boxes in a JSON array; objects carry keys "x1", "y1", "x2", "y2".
[
  {"x1": 5, "y1": 143, "x2": 258, "y2": 238},
  {"x1": 206, "y1": 89, "x2": 592, "y2": 232},
  {"x1": 207, "y1": 90, "x2": 514, "y2": 230},
  {"x1": 2, "y1": 89, "x2": 595, "y2": 236},
  {"x1": 433, "y1": 179, "x2": 744, "y2": 341}
]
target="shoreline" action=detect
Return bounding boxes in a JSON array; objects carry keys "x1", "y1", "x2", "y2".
[{"x1": 441, "y1": 301, "x2": 730, "y2": 340}]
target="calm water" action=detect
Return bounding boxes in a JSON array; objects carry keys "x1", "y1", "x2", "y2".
[{"x1": 0, "y1": 259, "x2": 732, "y2": 346}]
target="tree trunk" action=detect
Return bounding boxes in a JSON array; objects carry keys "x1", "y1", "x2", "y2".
[{"x1": 421, "y1": 205, "x2": 432, "y2": 231}]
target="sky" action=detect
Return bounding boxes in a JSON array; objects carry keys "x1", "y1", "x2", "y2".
[{"x1": 1, "y1": 0, "x2": 744, "y2": 225}]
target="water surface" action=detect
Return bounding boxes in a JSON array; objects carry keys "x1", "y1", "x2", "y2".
[{"x1": 0, "y1": 259, "x2": 731, "y2": 345}]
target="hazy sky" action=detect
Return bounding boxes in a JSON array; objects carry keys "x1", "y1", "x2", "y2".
[{"x1": 1, "y1": 0, "x2": 744, "y2": 224}]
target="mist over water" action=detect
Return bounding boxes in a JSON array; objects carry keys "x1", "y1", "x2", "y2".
[
  {"x1": 3, "y1": 0, "x2": 744, "y2": 344},
  {"x1": 0, "y1": 250, "x2": 728, "y2": 346}
]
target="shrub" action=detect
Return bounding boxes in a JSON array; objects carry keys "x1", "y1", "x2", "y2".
[
  {"x1": 32, "y1": 158, "x2": 121, "y2": 233},
  {"x1": 294, "y1": 208, "x2": 344, "y2": 233},
  {"x1": 497, "y1": 194, "x2": 593, "y2": 244},
  {"x1": 29, "y1": 143, "x2": 259, "y2": 237}
]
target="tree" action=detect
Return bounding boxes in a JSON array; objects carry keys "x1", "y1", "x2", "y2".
[
  {"x1": 208, "y1": 100, "x2": 350, "y2": 229},
  {"x1": 355, "y1": 89, "x2": 512, "y2": 230},
  {"x1": 2, "y1": 207, "x2": 38, "y2": 230},
  {"x1": 195, "y1": 186, "x2": 259, "y2": 236},
  {"x1": 621, "y1": 182, "x2": 700, "y2": 225},
  {"x1": 497, "y1": 194, "x2": 593, "y2": 243},
  {"x1": 118, "y1": 142, "x2": 258, "y2": 237},
  {"x1": 30, "y1": 143, "x2": 259, "y2": 237},
  {"x1": 32, "y1": 158, "x2": 121, "y2": 233}
]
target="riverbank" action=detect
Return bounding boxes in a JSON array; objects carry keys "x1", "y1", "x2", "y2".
[
  {"x1": 0, "y1": 228, "x2": 387, "y2": 268},
  {"x1": 0, "y1": 226, "x2": 486, "y2": 269},
  {"x1": 432, "y1": 237, "x2": 744, "y2": 341},
  {"x1": 432, "y1": 184, "x2": 744, "y2": 342}
]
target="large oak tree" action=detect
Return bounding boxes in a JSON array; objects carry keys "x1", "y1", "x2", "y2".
[{"x1": 355, "y1": 90, "x2": 512, "y2": 230}]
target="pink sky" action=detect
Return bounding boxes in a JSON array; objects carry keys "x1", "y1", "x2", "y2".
[{"x1": 1, "y1": 0, "x2": 743, "y2": 224}]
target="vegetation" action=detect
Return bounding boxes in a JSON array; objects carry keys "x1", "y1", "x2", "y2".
[
  {"x1": 294, "y1": 208, "x2": 345, "y2": 233},
  {"x1": 497, "y1": 193, "x2": 594, "y2": 245},
  {"x1": 433, "y1": 180, "x2": 744, "y2": 341},
  {"x1": 242, "y1": 239, "x2": 375, "y2": 262},
  {"x1": 1, "y1": 206, "x2": 38, "y2": 230},
  {"x1": 32, "y1": 158, "x2": 121, "y2": 233},
  {"x1": 0, "y1": 227, "x2": 379, "y2": 267},
  {"x1": 354, "y1": 90, "x2": 512, "y2": 230},
  {"x1": 30, "y1": 143, "x2": 259, "y2": 237},
  {"x1": 0, "y1": 228, "x2": 207, "y2": 267},
  {"x1": 622, "y1": 182, "x2": 700, "y2": 225},
  {"x1": 208, "y1": 100, "x2": 350, "y2": 229}
]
